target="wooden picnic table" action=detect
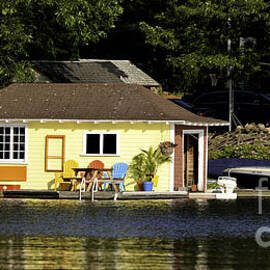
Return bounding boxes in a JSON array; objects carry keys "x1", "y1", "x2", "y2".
[{"x1": 71, "y1": 167, "x2": 121, "y2": 193}]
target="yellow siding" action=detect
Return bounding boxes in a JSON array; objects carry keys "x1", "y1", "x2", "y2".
[{"x1": 0, "y1": 122, "x2": 171, "y2": 191}]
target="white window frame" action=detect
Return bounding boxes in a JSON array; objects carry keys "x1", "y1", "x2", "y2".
[
  {"x1": 0, "y1": 124, "x2": 28, "y2": 164},
  {"x1": 169, "y1": 124, "x2": 175, "y2": 192},
  {"x1": 82, "y1": 131, "x2": 120, "y2": 156}
]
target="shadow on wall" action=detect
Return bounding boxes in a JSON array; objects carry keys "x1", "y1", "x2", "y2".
[{"x1": 47, "y1": 178, "x2": 55, "y2": 190}]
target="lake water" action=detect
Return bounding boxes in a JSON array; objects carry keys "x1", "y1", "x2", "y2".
[{"x1": 0, "y1": 198, "x2": 269, "y2": 269}]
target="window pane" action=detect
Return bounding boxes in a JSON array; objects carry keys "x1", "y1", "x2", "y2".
[
  {"x1": 0, "y1": 126, "x2": 26, "y2": 161},
  {"x1": 20, "y1": 128, "x2": 25, "y2": 135},
  {"x1": 4, "y1": 152, "x2": 9, "y2": 159},
  {"x1": 47, "y1": 138, "x2": 62, "y2": 156},
  {"x1": 47, "y1": 159, "x2": 62, "y2": 171},
  {"x1": 86, "y1": 134, "x2": 100, "y2": 154},
  {"x1": 103, "y1": 134, "x2": 117, "y2": 154}
]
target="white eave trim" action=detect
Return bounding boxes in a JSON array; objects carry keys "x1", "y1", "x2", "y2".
[
  {"x1": 0, "y1": 119, "x2": 229, "y2": 126},
  {"x1": 177, "y1": 121, "x2": 229, "y2": 127}
]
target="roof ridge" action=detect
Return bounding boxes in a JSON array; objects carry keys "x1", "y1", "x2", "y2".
[
  {"x1": 32, "y1": 60, "x2": 159, "y2": 86},
  {"x1": 32, "y1": 59, "x2": 131, "y2": 63}
]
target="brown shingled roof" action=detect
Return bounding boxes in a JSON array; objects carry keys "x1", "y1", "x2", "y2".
[
  {"x1": 0, "y1": 83, "x2": 227, "y2": 125},
  {"x1": 33, "y1": 60, "x2": 160, "y2": 87}
]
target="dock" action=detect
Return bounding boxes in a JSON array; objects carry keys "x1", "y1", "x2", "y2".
[
  {"x1": 1, "y1": 189, "x2": 270, "y2": 200},
  {"x1": 0, "y1": 190, "x2": 188, "y2": 200},
  {"x1": 237, "y1": 189, "x2": 270, "y2": 198}
]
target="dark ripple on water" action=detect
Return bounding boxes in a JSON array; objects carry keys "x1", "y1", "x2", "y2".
[
  {"x1": 0, "y1": 198, "x2": 270, "y2": 269},
  {"x1": 0, "y1": 198, "x2": 268, "y2": 239}
]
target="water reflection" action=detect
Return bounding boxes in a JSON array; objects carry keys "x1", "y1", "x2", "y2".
[
  {"x1": 0, "y1": 198, "x2": 269, "y2": 269},
  {"x1": 0, "y1": 236, "x2": 269, "y2": 270}
]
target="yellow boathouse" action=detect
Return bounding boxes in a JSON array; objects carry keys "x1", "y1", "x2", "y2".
[{"x1": 0, "y1": 83, "x2": 227, "y2": 192}]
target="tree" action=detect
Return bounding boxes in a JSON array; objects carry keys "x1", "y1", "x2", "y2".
[
  {"x1": 139, "y1": 0, "x2": 270, "y2": 93},
  {"x1": 0, "y1": 0, "x2": 123, "y2": 87},
  {"x1": 81, "y1": 0, "x2": 166, "y2": 77}
]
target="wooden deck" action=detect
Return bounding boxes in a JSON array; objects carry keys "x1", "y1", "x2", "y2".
[
  {"x1": 189, "y1": 193, "x2": 217, "y2": 199},
  {"x1": 1, "y1": 189, "x2": 270, "y2": 200},
  {"x1": 0, "y1": 190, "x2": 188, "y2": 200},
  {"x1": 1, "y1": 190, "x2": 59, "y2": 199},
  {"x1": 237, "y1": 189, "x2": 270, "y2": 197}
]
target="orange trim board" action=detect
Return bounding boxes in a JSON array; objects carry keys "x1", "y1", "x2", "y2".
[{"x1": 0, "y1": 166, "x2": 27, "y2": 181}]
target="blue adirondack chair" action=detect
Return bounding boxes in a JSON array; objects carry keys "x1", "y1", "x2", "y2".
[{"x1": 103, "y1": 162, "x2": 128, "y2": 192}]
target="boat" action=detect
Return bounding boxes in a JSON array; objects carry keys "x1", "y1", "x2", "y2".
[{"x1": 223, "y1": 166, "x2": 270, "y2": 189}]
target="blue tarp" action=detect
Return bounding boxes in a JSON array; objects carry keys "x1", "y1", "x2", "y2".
[{"x1": 208, "y1": 158, "x2": 270, "y2": 179}]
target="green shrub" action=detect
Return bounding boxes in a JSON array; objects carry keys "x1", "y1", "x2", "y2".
[
  {"x1": 207, "y1": 182, "x2": 219, "y2": 189},
  {"x1": 209, "y1": 141, "x2": 270, "y2": 160}
]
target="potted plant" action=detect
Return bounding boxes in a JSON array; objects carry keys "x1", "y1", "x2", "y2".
[
  {"x1": 159, "y1": 141, "x2": 177, "y2": 156},
  {"x1": 128, "y1": 154, "x2": 146, "y2": 191},
  {"x1": 129, "y1": 146, "x2": 171, "y2": 191}
]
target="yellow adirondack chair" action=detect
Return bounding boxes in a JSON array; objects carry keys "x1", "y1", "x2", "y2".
[
  {"x1": 152, "y1": 175, "x2": 159, "y2": 188},
  {"x1": 54, "y1": 160, "x2": 79, "y2": 191}
]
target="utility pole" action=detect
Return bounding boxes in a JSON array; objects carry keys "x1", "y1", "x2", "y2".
[{"x1": 227, "y1": 17, "x2": 234, "y2": 131}]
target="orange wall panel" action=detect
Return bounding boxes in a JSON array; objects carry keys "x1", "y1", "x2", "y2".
[
  {"x1": 0, "y1": 166, "x2": 27, "y2": 181},
  {"x1": 0, "y1": 185, "x2": 21, "y2": 190}
]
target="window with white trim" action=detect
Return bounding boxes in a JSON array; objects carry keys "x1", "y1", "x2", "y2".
[
  {"x1": 0, "y1": 125, "x2": 26, "y2": 162},
  {"x1": 83, "y1": 132, "x2": 119, "y2": 155}
]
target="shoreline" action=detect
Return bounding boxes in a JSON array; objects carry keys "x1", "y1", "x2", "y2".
[{"x1": 0, "y1": 189, "x2": 269, "y2": 200}]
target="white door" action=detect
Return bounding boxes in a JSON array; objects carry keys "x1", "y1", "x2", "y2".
[{"x1": 183, "y1": 130, "x2": 204, "y2": 191}]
